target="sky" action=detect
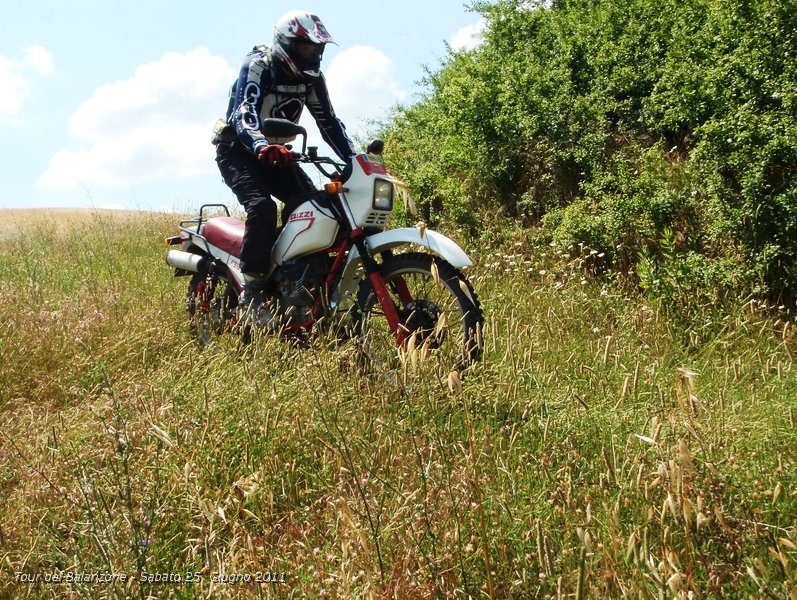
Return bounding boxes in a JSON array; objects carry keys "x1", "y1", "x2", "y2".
[{"x1": 0, "y1": 1, "x2": 488, "y2": 213}]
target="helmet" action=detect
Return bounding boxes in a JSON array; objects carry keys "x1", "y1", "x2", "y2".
[{"x1": 272, "y1": 10, "x2": 335, "y2": 80}]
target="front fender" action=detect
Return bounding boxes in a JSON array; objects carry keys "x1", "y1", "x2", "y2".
[
  {"x1": 331, "y1": 228, "x2": 473, "y2": 305},
  {"x1": 366, "y1": 228, "x2": 473, "y2": 268}
]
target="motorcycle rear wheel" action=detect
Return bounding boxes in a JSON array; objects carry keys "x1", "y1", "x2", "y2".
[
  {"x1": 354, "y1": 252, "x2": 484, "y2": 375},
  {"x1": 187, "y1": 271, "x2": 237, "y2": 346}
]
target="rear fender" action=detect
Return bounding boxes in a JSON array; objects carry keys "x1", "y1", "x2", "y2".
[{"x1": 331, "y1": 228, "x2": 473, "y2": 305}]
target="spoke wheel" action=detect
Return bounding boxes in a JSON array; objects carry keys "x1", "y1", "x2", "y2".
[
  {"x1": 354, "y1": 252, "x2": 484, "y2": 375},
  {"x1": 187, "y1": 271, "x2": 237, "y2": 346}
]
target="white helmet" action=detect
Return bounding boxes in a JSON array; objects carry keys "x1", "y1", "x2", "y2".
[{"x1": 272, "y1": 10, "x2": 335, "y2": 80}]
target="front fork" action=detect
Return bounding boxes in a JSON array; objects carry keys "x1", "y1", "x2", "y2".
[{"x1": 353, "y1": 234, "x2": 410, "y2": 346}]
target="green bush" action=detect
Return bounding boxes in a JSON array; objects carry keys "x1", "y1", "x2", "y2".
[{"x1": 382, "y1": 0, "x2": 797, "y2": 309}]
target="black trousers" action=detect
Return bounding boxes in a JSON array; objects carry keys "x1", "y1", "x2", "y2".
[{"x1": 216, "y1": 142, "x2": 316, "y2": 274}]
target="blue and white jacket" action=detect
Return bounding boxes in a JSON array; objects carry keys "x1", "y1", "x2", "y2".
[{"x1": 222, "y1": 45, "x2": 355, "y2": 161}]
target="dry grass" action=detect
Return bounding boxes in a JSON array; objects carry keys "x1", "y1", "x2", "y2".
[
  {"x1": 0, "y1": 213, "x2": 795, "y2": 598},
  {"x1": 0, "y1": 208, "x2": 166, "y2": 243}
]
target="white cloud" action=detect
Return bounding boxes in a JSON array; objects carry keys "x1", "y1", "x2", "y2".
[
  {"x1": 0, "y1": 57, "x2": 27, "y2": 117},
  {"x1": 323, "y1": 46, "x2": 407, "y2": 140},
  {"x1": 0, "y1": 45, "x2": 54, "y2": 120},
  {"x1": 38, "y1": 47, "x2": 235, "y2": 191},
  {"x1": 38, "y1": 45, "x2": 405, "y2": 191},
  {"x1": 24, "y1": 44, "x2": 54, "y2": 75},
  {"x1": 450, "y1": 18, "x2": 487, "y2": 52}
]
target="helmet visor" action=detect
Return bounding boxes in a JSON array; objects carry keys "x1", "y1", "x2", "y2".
[{"x1": 291, "y1": 41, "x2": 324, "y2": 61}]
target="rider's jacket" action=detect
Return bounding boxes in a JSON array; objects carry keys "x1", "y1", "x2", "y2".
[{"x1": 221, "y1": 45, "x2": 355, "y2": 161}]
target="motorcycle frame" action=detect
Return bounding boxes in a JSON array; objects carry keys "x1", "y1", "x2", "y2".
[
  {"x1": 277, "y1": 189, "x2": 409, "y2": 344},
  {"x1": 175, "y1": 198, "x2": 475, "y2": 347},
  {"x1": 176, "y1": 202, "x2": 408, "y2": 344}
]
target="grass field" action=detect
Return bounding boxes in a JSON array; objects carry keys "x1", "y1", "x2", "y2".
[{"x1": 0, "y1": 209, "x2": 795, "y2": 598}]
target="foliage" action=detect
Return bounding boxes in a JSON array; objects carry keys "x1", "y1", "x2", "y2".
[{"x1": 381, "y1": 0, "x2": 797, "y2": 312}]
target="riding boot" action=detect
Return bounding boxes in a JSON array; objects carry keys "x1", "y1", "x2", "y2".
[{"x1": 239, "y1": 273, "x2": 272, "y2": 327}]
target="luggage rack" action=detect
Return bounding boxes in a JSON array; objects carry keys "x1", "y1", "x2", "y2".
[
  {"x1": 179, "y1": 203, "x2": 231, "y2": 231},
  {"x1": 176, "y1": 204, "x2": 232, "y2": 255}
]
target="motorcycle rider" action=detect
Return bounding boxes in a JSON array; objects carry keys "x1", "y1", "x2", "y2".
[{"x1": 213, "y1": 10, "x2": 356, "y2": 325}]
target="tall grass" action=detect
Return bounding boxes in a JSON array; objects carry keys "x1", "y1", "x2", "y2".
[{"x1": 0, "y1": 211, "x2": 795, "y2": 598}]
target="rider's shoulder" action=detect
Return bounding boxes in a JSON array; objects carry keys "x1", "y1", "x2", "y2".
[
  {"x1": 243, "y1": 45, "x2": 273, "y2": 65},
  {"x1": 239, "y1": 46, "x2": 275, "y2": 83}
]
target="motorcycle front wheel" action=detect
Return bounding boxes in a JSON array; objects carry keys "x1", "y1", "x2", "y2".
[
  {"x1": 354, "y1": 252, "x2": 484, "y2": 374},
  {"x1": 187, "y1": 271, "x2": 237, "y2": 346}
]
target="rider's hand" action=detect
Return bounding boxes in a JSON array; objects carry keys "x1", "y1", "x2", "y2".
[{"x1": 257, "y1": 144, "x2": 292, "y2": 166}]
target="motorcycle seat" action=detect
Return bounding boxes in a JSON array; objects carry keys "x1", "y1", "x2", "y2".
[{"x1": 203, "y1": 216, "x2": 244, "y2": 257}]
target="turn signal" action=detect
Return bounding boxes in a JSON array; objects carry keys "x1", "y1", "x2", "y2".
[{"x1": 324, "y1": 181, "x2": 343, "y2": 194}]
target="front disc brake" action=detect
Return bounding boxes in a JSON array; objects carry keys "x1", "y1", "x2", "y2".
[{"x1": 399, "y1": 300, "x2": 444, "y2": 348}]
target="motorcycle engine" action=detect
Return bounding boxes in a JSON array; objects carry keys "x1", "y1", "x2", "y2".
[{"x1": 275, "y1": 255, "x2": 329, "y2": 309}]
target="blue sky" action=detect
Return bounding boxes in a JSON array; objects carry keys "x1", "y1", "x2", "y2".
[{"x1": 0, "y1": 1, "x2": 487, "y2": 212}]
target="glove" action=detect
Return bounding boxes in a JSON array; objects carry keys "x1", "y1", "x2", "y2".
[{"x1": 257, "y1": 144, "x2": 292, "y2": 166}]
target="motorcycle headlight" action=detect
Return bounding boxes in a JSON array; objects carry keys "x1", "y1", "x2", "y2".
[{"x1": 372, "y1": 179, "x2": 394, "y2": 211}]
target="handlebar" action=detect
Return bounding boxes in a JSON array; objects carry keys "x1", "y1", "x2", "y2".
[
  {"x1": 294, "y1": 148, "x2": 345, "y2": 179},
  {"x1": 262, "y1": 117, "x2": 345, "y2": 180},
  {"x1": 259, "y1": 116, "x2": 384, "y2": 182}
]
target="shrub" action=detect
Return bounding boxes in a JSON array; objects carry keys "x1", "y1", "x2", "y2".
[{"x1": 382, "y1": 0, "x2": 797, "y2": 309}]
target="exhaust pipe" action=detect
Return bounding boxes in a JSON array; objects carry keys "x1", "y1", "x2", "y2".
[{"x1": 166, "y1": 250, "x2": 207, "y2": 273}]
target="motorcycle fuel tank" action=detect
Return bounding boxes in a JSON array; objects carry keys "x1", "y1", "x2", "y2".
[{"x1": 272, "y1": 199, "x2": 339, "y2": 265}]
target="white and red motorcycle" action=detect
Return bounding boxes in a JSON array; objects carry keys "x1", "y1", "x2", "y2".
[{"x1": 164, "y1": 118, "x2": 483, "y2": 371}]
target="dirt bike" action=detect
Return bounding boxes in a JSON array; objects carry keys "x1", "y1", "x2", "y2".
[{"x1": 164, "y1": 118, "x2": 484, "y2": 372}]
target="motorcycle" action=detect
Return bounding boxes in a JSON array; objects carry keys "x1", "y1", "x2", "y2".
[{"x1": 164, "y1": 118, "x2": 484, "y2": 372}]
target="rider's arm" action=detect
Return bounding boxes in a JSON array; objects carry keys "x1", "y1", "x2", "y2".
[
  {"x1": 306, "y1": 74, "x2": 356, "y2": 161},
  {"x1": 228, "y1": 51, "x2": 272, "y2": 155}
]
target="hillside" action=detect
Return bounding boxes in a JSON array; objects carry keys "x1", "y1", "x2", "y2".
[
  {"x1": 0, "y1": 208, "x2": 153, "y2": 243},
  {"x1": 0, "y1": 209, "x2": 795, "y2": 598}
]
